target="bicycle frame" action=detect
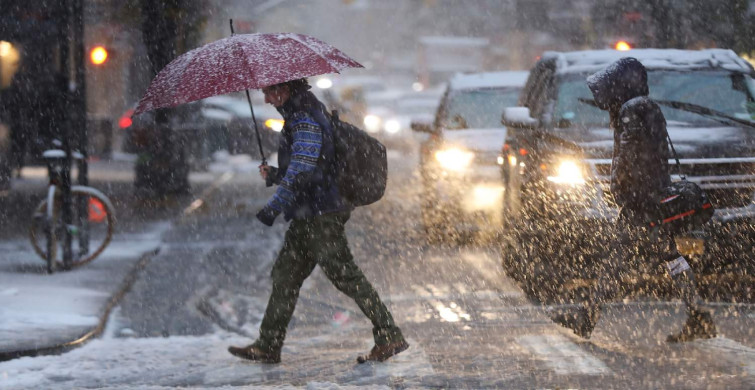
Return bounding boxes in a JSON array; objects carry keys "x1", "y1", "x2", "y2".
[{"x1": 43, "y1": 148, "x2": 88, "y2": 270}]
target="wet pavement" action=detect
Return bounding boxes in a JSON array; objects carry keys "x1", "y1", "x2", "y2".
[{"x1": 1, "y1": 152, "x2": 754, "y2": 389}]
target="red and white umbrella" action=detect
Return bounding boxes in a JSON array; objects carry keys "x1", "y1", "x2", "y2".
[{"x1": 134, "y1": 32, "x2": 363, "y2": 115}]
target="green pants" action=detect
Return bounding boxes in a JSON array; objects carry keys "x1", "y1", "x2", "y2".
[{"x1": 256, "y1": 211, "x2": 403, "y2": 351}]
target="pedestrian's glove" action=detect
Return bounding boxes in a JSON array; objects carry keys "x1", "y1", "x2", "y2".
[
  {"x1": 265, "y1": 166, "x2": 279, "y2": 187},
  {"x1": 256, "y1": 206, "x2": 279, "y2": 226}
]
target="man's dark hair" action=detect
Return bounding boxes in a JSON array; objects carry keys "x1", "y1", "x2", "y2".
[{"x1": 279, "y1": 78, "x2": 311, "y2": 94}]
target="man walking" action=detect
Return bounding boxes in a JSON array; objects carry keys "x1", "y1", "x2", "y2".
[
  {"x1": 551, "y1": 57, "x2": 717, "y2": 342},
  {"x1": 228, "y1": 78, "x2": 408, "y2": 363}
]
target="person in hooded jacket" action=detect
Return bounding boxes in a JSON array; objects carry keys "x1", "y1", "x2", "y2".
[
  {"x1": 551, "y1": 57, "x2": 717, "y2": 342},
  {"x1": 227, "y1": 78, "x2": 408, "y2": 363}
]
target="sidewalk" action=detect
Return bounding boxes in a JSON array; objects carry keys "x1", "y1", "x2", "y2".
[
  {"x1": 0, "y1": 156, "x2": 252, "y2": 361},
  {"x1": 0, "y1": 224, "x2": 167, "y2": 360}
]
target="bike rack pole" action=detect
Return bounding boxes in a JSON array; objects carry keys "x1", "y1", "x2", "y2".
[
  {"x1": 74, "y1": 0, "x2": 90, "y2": 258},
  {"x1": 61, "y1": 142, "x2": 74, "y2": 268}
]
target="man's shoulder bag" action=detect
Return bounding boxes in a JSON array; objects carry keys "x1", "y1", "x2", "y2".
[{"x1": 648, "y1": 133, "x2": 715, "y2": 233}]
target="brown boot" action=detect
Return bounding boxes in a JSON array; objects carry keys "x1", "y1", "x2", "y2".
[
  {"x1": 550, "y1": 306, "x2": 596, "y2": 339},
  {"x1": 667, "y1": 310, "x2": 717, "y2": 343},
  {"x1": 228, "y1": 343, "x2": 281, "y2": 363},
  {"x1": 357, "y1": 340, "x2": 409, "y2": 363}
]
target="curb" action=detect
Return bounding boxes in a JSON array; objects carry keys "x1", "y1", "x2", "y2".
[
  {"x1": 0, "y1": 248, "x2": 161, "y2": 362},
  {"x1": 0, "y1": 170, "x2": 235, "y2": 362}
]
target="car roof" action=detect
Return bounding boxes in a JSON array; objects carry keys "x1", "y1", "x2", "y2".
[
  {"x1": 202, "y1": 95, "x2": 280, "y2": 118},
  {"x1": 448, "y1": 70, "x2": 530, "y2": 91},
  {"x1": 543, "y1": 48, "x2": 754, "y2": 74}
]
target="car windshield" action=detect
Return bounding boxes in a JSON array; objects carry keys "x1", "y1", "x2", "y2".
[
  {"x1": 553, "y1": 70, "x2": 755, "y2": 129},
  {"x1": 440, "y1": 87, "x2": 521, "y2": 129},
  {"x1": 394, "y1": 99, "x2": 439, "y2": 116}
]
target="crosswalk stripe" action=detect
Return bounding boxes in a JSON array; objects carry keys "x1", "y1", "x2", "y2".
[
  {"x1": 696, "y1": 337, "x2": 755, "y2": 377},
  {"x1": 460, "y1": 251, "x2": 523, "y2": 299},
  {"x1": 517, "y1": 334, "x2": 611, "y2": 376}
]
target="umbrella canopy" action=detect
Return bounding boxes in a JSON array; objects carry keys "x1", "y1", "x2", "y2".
[{"x1": 134, "y1": 33, "x2": 363, "y2": 115}]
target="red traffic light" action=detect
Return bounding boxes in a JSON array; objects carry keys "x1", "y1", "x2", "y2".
[{"x1": 90, "y1": 46, "x2": 108, "y2": 65}]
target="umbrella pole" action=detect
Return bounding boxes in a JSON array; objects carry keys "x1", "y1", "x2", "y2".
[
  {"x1": 244, "y1": 89, "x2": 266, "y2": 166},
  {"x1": 230, "y1": 19, "x2": 266, "y2": 166}
]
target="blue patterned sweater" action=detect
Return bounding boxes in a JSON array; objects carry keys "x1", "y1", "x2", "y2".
[{"x1": 263, "y1": 91, "x2": 349, "y2": 221}]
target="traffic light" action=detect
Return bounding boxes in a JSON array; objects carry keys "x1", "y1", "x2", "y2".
[
  {"x1": 90, "y1": 46, "x2": 109, "y2": 65},
  {"x1": 614, "y1": 41, "x2": 632, "y2": 51}
]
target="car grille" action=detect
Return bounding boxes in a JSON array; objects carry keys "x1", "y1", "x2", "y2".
[
  {"x1": 706, "y1": 188, "x2": 754, "y2": 209},
  {"x1": 591, "y1": 160, "x2": 755, "y2": 178},
  {"x1": 588, "y1": 158, "x2": 755, "y2": 209}
]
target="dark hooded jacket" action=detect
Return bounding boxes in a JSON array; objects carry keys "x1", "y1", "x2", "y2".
[
  {"x1": 586, "y1": 57, "x2": 671, "y2": 223},
  {"x1": 260, "y1": 87, "x2": 350, "y2": 222}
]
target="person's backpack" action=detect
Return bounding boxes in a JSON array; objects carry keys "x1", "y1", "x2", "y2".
[
  {"x1": 329, "y1": 110, "x2": 387, "y2": 207},
  {"x1": 648, "y1": 133, "x2": 715, "y2": 233}
]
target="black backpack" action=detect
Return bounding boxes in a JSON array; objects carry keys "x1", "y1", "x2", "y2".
[
  {"x1": 328, "y1": 110, "x2": 387, "y2": 207},
  {"x1": 648, "y1": 133, "x2": 715, "y2": 233}
]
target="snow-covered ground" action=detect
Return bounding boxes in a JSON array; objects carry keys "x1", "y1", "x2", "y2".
[
  {"x1": 0, "y1": 223, "x2": 170, "y2": 355},
  {"x1": 0, "y1": 315, "x2": 431, "y2": 389}
]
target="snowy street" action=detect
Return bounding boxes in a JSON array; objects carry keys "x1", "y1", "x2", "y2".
[
  {"x1": 0, "y1": 152, "x2": 753, "y2": 389},
  {"x1": 3, "y1": 1, "x2": 755, "y2": 389}
]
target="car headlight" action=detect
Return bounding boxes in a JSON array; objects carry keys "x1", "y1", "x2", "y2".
[
  {"x1": 435, "y1": 148, "x2": 474, "y2": 172},
  {"x1": 364, "y1": 114, "x2": 381, "y2": 133},
  {"x1": 264, "y1": 119, "x2": 285, "y2": 132},
  {"x1": 384, "y1": 119, "x2": 401, "y2": 134},
  {"x1": 315, "y1": 78, "x2": 333, "y2": 89},
  {"x1": 547, "y1": 159, "x2": 586, "y2": 185}
]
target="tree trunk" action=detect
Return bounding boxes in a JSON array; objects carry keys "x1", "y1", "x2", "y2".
[{"x1": 136, "y1": 0, "x2": 190, "y2": 196}]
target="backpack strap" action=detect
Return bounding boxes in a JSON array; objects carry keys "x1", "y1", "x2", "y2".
[{"x1": 665, "y1": 132, "x2": 684, "y2": 180}]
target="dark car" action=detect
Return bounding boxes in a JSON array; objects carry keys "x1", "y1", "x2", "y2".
[
  {"x1": 411, "y1": 70, "x2": 529, "y2": 241},
  {"x1": 500, "y1": 49, "x2": 755, "y2": 301},
  {"x1": 120, "y1": 95, "x2": 282, "y2": 170}
]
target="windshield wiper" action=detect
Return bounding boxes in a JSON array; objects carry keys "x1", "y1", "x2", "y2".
[
  {"x1": 578, "y1": 97, "x2": 599, "y2": 108},
  {"x1": 654, "y1": 100, "x2": 755, "y2": 130},
  {"x1": 578, "y1": 97, "x2": 755, "y2": 129}
]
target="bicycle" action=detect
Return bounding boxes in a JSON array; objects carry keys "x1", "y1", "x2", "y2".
[{"x1": 28, "y1": 148, "x2": 115, "y2": 273}]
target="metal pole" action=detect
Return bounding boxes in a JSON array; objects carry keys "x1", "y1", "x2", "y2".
[
  {"x1": 74, "y1": 0, "x2": 90, "y2": 258},
  {"x1": 61, "y1": 0, "x2": 75, "y2": 268},
  {"x1": 230, "y1": 19, "x2": 266, "y2": 165}
]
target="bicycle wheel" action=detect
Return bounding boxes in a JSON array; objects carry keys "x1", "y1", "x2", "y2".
[{"x1": 29, "y1": 186, "x2": 116, "y2": 270}]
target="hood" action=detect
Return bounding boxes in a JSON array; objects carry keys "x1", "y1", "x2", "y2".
[
  {"x1": 442, "y1": 128, "x2": 507, "y2": 154},
  {"x1": 277, "y1": 90, "x2": 325, "y2": 119},
  {"x1": 570, "y1": 124, "x2": 755, "y2": 159},
  {"x1": 586, "y1": 57, "x2": 648, "y2": 111}
]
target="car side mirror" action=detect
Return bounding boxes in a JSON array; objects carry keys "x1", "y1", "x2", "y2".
[
  {"x1": 501, "y1": 107, "x2": 537, "y2": 129},
  {"x1": 556, "y1": 118, "x2": 572, "y2": 128},
  {"x1": 411, "y1": 119, "x2": 434, "y2": 134}
]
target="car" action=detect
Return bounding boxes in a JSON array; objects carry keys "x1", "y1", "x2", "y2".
[
  {"x1": 119, "y1": 94, "x2": 282, "y2": 170},
  {"x1": 361, "y1": 88, "x2": 442, "y2": 151},
  {"x1": 411, "y1": 70, "x2": 529, "y2": 242},
  {"x1": 313, "y1": 74, "x2": 387, "y2": 127},
  {"x1": 499, "y1": 49, "x2": 755, "y2": 301},
  {"x1": 200, "y1": 95, "x2": 283, "y2": 157}
]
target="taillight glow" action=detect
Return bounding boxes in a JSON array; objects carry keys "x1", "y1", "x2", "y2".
[{"x1": 119, "y1": 109, "x2": 134, "y2": 129}]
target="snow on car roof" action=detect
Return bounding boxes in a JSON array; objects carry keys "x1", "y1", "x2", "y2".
[
  {"x1": 449, "y1": 70, "x2": 530, "y2": 91},
  {"x1": 202, "y1": 95, "x2": 280, "y2": 118},
  {"x1": 419, "y1": 36, "x2": 489, "y2": 47},
  {"x1": 544, "y1": 48, "x2": 753, "y2": 74}
]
